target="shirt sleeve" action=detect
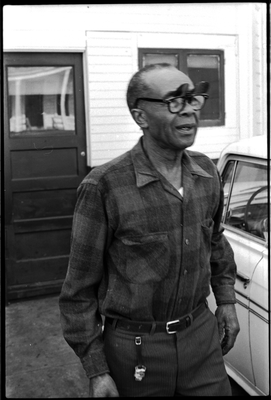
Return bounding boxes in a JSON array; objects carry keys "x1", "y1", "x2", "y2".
[
  {"x1": 59, "y1": 180, "x2": 110, "y2": 379},
  {"x1": 210, "y1": 170, "x2": 237, "y2": 305}
]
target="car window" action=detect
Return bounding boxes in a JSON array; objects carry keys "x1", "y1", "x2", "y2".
[{"x1": 223, "y1": 161, "x2": 268, "y2": 240}]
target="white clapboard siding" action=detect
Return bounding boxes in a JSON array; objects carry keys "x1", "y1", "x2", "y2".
[
  {"x1": 89, "y1": 82, "x2": 129, "y2": 91},
  {"x1": 86, "y1": 30, "x2": 139, "y2": 166},
  {"x1": 192, "y1": 127, "x2": 239, "y2": 159},
  {"x1": 91, "y1": 116, "x2": 134, "y2": 126},
  {"x1": 88, "y1": 73, "x2": 133, "y2": 82},
  {"x1": 90, "y1": 108, "x2": 130, "y2": 117},
  {"x1": 91, "y1": 132, "x2": 142, "y2": 143},
  {"x1": 90, "y1": 124, "x2": 139, "y2": 135},
  {"x1": 89, "y1": 99, "x2": 130, "y2": 109},
  {"x1": 92, "y1": 139, "x2": 141, "y2": 151},
  {"x1": 252, "y1": 4, "x2": 267, "y2": 137},
  {"x1": 88, "y1": 56, "x2": 133, "y2": 66},
  {"x1": 89, "y1": 91, "x2": 126, "y2": 100},
  {"x1": 88, "y1": 65, "x2": 134, "y2": 74}
]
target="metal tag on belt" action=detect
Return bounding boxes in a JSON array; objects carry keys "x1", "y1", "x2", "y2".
[{"x1": 134, "y1": 365, "x2": 146, "y2": 381}]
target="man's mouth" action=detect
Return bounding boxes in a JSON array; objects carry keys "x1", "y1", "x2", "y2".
[{"x1": 175, "y1": 124, "x2": 196, "y2": 131}]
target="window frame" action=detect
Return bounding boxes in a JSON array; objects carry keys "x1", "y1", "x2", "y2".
[
  {"x1": 221, "y1": 156, "x2": 268, "y2": 242},
  {"x1": 138, "y1": 48, "x2": 225, "y2": 127}
]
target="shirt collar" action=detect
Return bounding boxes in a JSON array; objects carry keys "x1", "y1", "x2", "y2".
[
  {"x1": 131, "y1": 138, "x2": 160, "y2": 187},
  {"x1": 131, "y1": 137, "x2": 213, "y2": 188},
  {"x1": 182, "y1": 151, "x2": 213, "y2": 179}
]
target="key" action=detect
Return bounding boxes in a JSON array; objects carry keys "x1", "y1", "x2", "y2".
[{"x1": 134, "y1": 365, "x2": 147, "y2": 381}]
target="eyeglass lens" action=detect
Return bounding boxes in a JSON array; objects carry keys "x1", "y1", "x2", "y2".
[{"x1": 169, "y1": 96, "x2": 205, "y2": 113}]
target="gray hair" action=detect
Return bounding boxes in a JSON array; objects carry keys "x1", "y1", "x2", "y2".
[{"x1": 126, "y1": 63, "x2": 175, "y2": 113}]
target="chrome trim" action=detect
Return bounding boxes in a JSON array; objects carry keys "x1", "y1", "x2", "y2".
[
  {"x1": 235, "y1": 298, "x2": 269, "y2": 324},
  {"x1": 249, "y1": 307, "x2": 269, "y2": 324},
  {"x1": 235, "y1": 289, "x2": 269, "y2": 314}
]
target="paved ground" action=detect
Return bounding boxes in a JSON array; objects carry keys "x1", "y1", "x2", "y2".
[
  {"x1": 5, "y1": 294, "x2": 249, "y2": 398},
  {"x1": 5, "y1": 295, "x2": 89, "y2": 398}
]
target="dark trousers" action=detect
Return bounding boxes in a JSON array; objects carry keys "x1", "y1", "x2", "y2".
[{"x1": 103, "y1": 307, "x2": 232, "y2": 397}]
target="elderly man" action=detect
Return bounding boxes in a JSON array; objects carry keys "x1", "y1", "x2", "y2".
[{"x1": 59, "y1": 63, "x2": 240, "y2": 397}]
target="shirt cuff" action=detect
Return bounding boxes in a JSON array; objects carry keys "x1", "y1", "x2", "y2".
[
  {"x1": 212, "y1": 284, "x2": 236, "y2": 306},
  {"x1": 81, "y1": 349, "x2": 110, "y2": 379}
]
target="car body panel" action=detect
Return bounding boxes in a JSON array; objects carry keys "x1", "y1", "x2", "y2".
[
  {"x1": 249, "y1": 249, "x2": 269, "y2": 395},
  {"x1": 208, "y1": 135, "x2": 269, "y2": 396},
  {"x1": 223, "y1": 228, "x2": 263, "y2": 384},
  {"x1": 216, "y1": 136, "x2": 268, "y2": 167}
]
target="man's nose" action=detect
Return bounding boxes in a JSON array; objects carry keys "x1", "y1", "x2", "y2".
[{"x1": 179, "y1": 100, "x2": 195, "y2": 115}]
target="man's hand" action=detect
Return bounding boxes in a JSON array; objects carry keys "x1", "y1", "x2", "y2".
[
  {"x1": 89, "y1": 373, "x2": 119, "y2": 397},
  {"x1": 215, "y1": 304, "x2": 240, "y2": 356}
]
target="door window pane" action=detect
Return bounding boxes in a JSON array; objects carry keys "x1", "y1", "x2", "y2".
[
  {"x1": 225, "y1": 161, "x2": 268, "y2": 240},
  {"x1": 187, "y1": 54, "x2": 221, "y2": 121},
  {"x1": 7, "y1": 66, "x2": 75, "y2": 135}
]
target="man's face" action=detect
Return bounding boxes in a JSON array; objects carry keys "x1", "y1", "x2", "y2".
[{"x1": 141, "y1": 68, "x2": 200, "y2": 151}]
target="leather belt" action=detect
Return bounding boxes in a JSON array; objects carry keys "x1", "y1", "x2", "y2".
[{"x1": 106, "y1": 302, "x2": 207, "y2": 334}]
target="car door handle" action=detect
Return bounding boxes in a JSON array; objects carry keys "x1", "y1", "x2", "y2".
[{"x1": 236, "y1": 272, "x2": 250, "y2": 289}]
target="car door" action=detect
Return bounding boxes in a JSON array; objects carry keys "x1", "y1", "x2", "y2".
[
  {"x1": 219, "y1": 157, "x2": 268, "y2": 392},
  {"x1": 249, "y1": 230, "x2": 269, "y2": 393}
]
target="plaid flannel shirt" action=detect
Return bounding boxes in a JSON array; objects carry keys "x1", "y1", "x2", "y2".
[{"x1": 59, "y1": 137, "x2": 237, "y2": 379}]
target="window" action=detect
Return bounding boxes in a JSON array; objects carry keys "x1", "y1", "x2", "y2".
[
  {"x1": 7, "y1": 66, "x2": 75, "y2": 135},
  {"x1": 139, "y1": 48, "x2": 224, "y2": 127},
  {"x1": 221, "y1": 160, "x2": 268, "y2": 240}
]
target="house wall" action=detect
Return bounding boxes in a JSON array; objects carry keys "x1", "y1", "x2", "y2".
[{"x1": 3, "y1": 3, "x2": 267, "y2": 166}]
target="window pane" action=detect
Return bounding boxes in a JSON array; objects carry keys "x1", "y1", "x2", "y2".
[
  {"x1": 8, "y1": 66, "x2": 75, "y2": 134},
  {"x1": 187, "y1": 54, "x2": 221, "y2": 121},
  {"x1": 225, "y1": 161, "x2": 268, "y2": 240},
  {"x1": 143, "y1": 53, "x2": 178, "y2": 67}
]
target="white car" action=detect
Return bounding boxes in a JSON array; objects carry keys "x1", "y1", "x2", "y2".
[{"x1": 208, "y1": 135, "x2": 269, "y2": 396}]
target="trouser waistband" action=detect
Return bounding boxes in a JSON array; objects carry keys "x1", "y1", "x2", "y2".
[{"x1": 106, "y1": 302, "x2": 207, "y2": 334}]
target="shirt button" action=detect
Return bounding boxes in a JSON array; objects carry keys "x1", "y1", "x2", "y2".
[{"x1": 185, "y1": 239, "x2": 189, "y2": 245}]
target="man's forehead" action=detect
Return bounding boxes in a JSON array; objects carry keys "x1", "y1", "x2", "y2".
[{"x1": 144, "y1": 68, "x2": 194, "y2": 96}]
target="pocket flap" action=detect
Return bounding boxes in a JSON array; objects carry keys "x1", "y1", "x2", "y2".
[{"x1": 121, "y1": 232, "x2": 168, "y2": 246}]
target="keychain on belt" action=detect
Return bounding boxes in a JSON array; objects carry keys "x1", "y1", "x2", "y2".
[{"x1": 134, "y1": 336, "x2": 147, "y2": 381}]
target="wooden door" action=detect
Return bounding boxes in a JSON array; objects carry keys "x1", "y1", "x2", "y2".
[{"x1": 4, "y1": 53, "x2": 88, "y2": 300}]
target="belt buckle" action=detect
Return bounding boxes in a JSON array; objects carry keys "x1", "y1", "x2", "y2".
[{"x1": 166, "y1": 319, "x2": 180, "y2": 334}]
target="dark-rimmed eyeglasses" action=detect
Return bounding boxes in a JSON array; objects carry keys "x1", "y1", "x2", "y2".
[{"x1": 133, "y1": 81, "x2": 209, "y2": 114}]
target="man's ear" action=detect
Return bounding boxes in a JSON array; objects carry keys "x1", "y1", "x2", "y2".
[{"x1": 131, "y1": 108, "x2": 149, "y2": 129}]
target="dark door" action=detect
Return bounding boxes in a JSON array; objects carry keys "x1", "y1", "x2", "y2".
[{"x1": 4, "y1": 53, "x2": 88, "y2": 300}]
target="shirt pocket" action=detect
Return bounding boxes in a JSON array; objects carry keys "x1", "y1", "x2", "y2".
[
  {"x1": 119, "y1": 232, "x2": 170, "y2": 284},
  {"x1": 200, "y1": 219, "x2": 214, "y2": 269}
]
